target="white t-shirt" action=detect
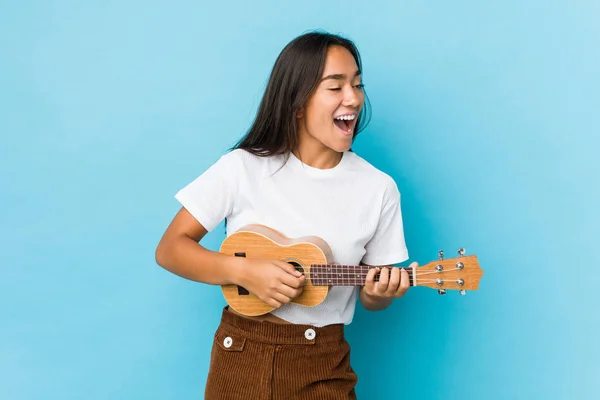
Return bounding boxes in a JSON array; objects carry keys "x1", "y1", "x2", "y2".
[{"x1": 175, "y1": 148, "x2": 409, "y2": 327}]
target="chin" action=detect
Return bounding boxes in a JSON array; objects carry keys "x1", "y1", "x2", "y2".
[{"x1": 331, "y1": 141, "x2": 352, "y2": 153}]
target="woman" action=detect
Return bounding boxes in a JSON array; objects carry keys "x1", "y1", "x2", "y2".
[{"x1": 155, "y1": 30, "x2": 416, "y2": 399}]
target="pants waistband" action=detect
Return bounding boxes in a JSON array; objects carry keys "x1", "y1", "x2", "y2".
[{"x1": 218, "y1": 306, "x2": 345, "y2": 345}]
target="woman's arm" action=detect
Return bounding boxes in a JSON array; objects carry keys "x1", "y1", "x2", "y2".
[
  {"x1": 155, "y1": 207, "x2": 244, "y2": 286},
  {"x1": 155, "y1": 207, "x2": 305, "y2": 308}
]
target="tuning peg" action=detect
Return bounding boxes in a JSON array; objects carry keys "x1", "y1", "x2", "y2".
[
  {"x1": 460, "y1": 290, "x2": 466, "y2": 295},
  {"x1": 438, "y1": 250, "x2": 444, "y2": 260},
  {"x1": 438, "y1": 289, "x2": 446, "y2": 295},
  {"x1": 458, "y1": 248, "x2": 466, "y2": 257}
]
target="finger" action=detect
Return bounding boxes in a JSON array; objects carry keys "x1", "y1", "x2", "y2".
[
  {"x1": 279, "y1": 271, "x2": 305, "y2": 289},
  {"x1": 365, "y1": 267, "x2": 378, "y2": 285},
  {"x1": 272, "y1": 291, "x2": 292, "y2": 305},
  {"x1": 377, "y1": 267, "x2": 389, "y2": 294},
  {"x1": 395, "y1": 268, "x2": 410, "y2": 296},
  {"x1": 264, "y1": 297, "x2": 282, "y2": 309},
  {"x1": 274, "y1": 260, "x2": 303, "y2": 277},
  {"x1": 387, "y1": 267, "x2": 400, "y2": 295},
  {"x1": 364, "y1": 267, "x2": 379, "y2": 294},
  {"x1": 277, "y1": 283, "x2": 302, "y2": 299}
]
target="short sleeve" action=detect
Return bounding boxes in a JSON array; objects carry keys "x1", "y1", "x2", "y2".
[
  {"x1": 174, "y1": 151, "x2": 239, "y2": 232},
  {"x1": 361, "y1": 179, "x2": 409, "y2": 266}
]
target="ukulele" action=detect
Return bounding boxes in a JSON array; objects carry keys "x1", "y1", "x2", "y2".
[{"x1": 219, "y1": 224, "x2": 484, "y2": 316}]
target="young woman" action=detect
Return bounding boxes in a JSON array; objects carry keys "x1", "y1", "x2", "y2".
[{"x1": 155, "y1": 31, "x2": 416, "y2": 399}]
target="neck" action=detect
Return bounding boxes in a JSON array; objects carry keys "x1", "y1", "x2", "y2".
[
  {"x1": 294, "y1": 131, "x2": 342, "y2": 169},
  {"x1": 309, "y1": 264, "x2": 415, "y2": 287}
]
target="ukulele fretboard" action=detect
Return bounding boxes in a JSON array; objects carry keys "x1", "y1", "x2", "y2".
[{"x1": 309, "y1": 264, "x2": 414, "y2": 286}]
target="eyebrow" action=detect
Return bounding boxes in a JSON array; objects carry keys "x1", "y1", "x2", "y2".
[{"x1": 321, "y1": 70, "x2": 362, "y2": 82}]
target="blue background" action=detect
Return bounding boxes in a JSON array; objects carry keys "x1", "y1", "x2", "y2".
[{"x1": 1, "y1": 1, "x2": 598, "y2": 399}]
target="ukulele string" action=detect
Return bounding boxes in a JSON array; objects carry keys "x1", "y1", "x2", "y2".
[
  {"x1": 310, "y1": 267, "x2": 463, "y2": 287},
  {"x1": 310, "y1": 267, "x2": 461, "y2": 277},
  {"x1": 409, "y1": 267, "x2": 461, "y2": 276}
]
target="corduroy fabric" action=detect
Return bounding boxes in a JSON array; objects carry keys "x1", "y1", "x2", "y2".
[{"x1": 204, "y1": 307, "x2": 358, "y2": 399}]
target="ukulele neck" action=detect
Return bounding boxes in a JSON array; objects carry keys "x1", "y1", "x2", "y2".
[{"x1": 309, "y1": 264, "x2": 415, "y2": 287}]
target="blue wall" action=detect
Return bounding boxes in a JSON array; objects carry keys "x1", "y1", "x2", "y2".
[{"x1": 1, "y1": 1, "x2": 598, "y2": 399}]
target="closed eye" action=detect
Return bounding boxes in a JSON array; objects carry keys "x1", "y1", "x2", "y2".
[
  {"x1": 329, "y1": 84, "x2": 364, "y2": 91},
  {"x1": 328, "y1": 83, "x2": 365, "y2": 92}
]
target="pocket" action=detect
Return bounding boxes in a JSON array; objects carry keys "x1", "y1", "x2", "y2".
[
  {"x1": 206, "y1": 328, "x2": 252, "y2": 398},
  {"x1": 214, "y1": 327, "x2": 246, "y2": 352}
]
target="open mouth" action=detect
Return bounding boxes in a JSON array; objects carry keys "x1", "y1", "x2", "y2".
[{"x1": 333, "y1": 114, "x2": 357, "y2": 136}]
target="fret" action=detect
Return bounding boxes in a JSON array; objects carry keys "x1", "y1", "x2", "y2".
[
  {"x1": 347, "y1": 265, "x2": 351, "y2": 286},
  {"x1": 331, "y1": 264, "x2": 335, "y2": 285},
  {"x1": 331, "y1": 265, "x2": 335, "y2": 285},
  {"x1": 315, "y1": 264, "x2": 321, "y2": 286}
]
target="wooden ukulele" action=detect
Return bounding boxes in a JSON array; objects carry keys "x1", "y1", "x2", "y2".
[{"x1": 220, "y1": 224, "x2": 484, "y2": 316}]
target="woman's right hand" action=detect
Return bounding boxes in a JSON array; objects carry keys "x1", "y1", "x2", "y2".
[{"x1": 237, "y1": 258, "x2": 306, "y2": 309}]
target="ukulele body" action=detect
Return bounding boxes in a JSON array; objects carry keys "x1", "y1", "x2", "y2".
[{"x1": 219, "y1": 224, "x2": 333, "y2": 316}]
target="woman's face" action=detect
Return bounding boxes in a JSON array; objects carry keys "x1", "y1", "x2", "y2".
[{"x1": 297, "y1": 45, "x2": 365, "y2": 154}]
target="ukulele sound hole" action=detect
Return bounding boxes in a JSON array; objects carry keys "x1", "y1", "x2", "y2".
[{"x1": 287, "y1": 261, "x2": 305, "y2": 275}]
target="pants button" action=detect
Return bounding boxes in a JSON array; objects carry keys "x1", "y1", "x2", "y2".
[{"x1": 304, "y1": 328, "x2": 316, "y2": 340}]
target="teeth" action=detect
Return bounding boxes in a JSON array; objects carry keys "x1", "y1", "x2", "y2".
[{"x1": 335, "y1": 114, "x2": 356, "y2": 121}]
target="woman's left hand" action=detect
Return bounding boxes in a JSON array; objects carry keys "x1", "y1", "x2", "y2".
[{"x1": 363, "y1": 262, "x2": 417, "y2": 300}]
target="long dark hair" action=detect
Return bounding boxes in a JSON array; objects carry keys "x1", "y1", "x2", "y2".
[{"x1": 231, "y1": 30, "x2": 372, "y2": 157}]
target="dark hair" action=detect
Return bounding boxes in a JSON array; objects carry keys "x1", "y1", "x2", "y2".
[{"x1": 231, "y1": 30, "x2": 372, "y2": 157}]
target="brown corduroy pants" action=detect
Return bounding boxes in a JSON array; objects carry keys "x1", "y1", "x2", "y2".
[{"x1": 204, "y1": 307, "x2": 358, "y2": 399}]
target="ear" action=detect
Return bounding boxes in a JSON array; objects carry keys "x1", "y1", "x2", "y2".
[{"x1": 296, "y1": 107, "x2": 304, "y2": 119}]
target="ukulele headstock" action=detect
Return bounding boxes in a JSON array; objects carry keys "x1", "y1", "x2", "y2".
[{"x1": 417, "y1": 248, "x2": 483, "y2": 295}]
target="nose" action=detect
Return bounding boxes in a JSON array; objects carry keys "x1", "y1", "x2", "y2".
[{"x1": 343, "y1": 85, "x2": 363, "y2": 107}]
